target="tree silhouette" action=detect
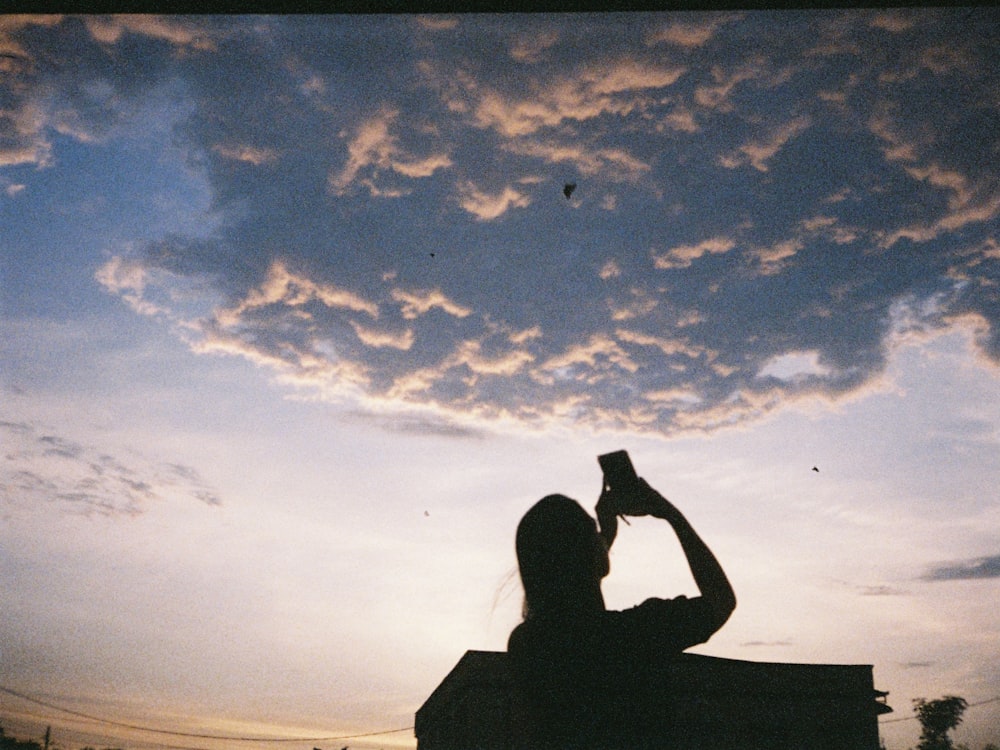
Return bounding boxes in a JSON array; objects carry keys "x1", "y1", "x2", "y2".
[
  {"x1": 912, "y1": 696, "x2": 969, "y2": 750},
  {"x1": 1, "y1": 726, "x2": 42, "y2": 750}
]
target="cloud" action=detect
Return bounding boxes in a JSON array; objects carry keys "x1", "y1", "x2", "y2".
[
  {"x1": 607, "y1": 289, "x2": 659, "y2": 321},
  {"x1": 448, "y1": 59, "x2": 686, "y2": 138},
  {"x1": 921, "y1": 554, "x2": 1000, "y2": 581},
  {"x1": 758, "y1": 351, "x2": 830, "y2": 382},
  {"x1": 350, "y1": 321, "x2": 415, "y2": 350},
  {"x1": 646, "y1": 17, "x2": 733, "y2": 49},
  {"x1": 83, "y1": 15, "x2": 216, "y2": 50},
  {"x1": 599, "y1": 260, "x2": 622, "y2": 279},
  {"x1": 391, "y1": 287, "x2": 472, "y2": 319},
  {"x1": 329, "y1": 108, "x2": 452, "y2": 196},
  {"x1": 342, "y1": 409, "x2": 486, "y2": 439},
  {"x1": 750, "y1": 238, "x2": 803, "y2": 275},
  {"x1": 192, "y1": 326, "x2": 372, "y2": 399},
  {"x1": 740, "y1": 640, "x2": 794, "y2": 647},
  {"x1": 0, "y1": 422, "x2": 221, "y2": 517},
  {"x1": 502, "y1": 140, "x2": 650, "y2": 181},
  {"x1": 456, "y1": 339, "x2": 536, "y2": 377},
  {"x1": 415, "y1": 16, "x2": 459, "y2": 32},
  {"x1": 0, "y1": 99, "x2": 52, "y2": 168},
  {"x1": 660, "y1": 106, "x2": 700, "y2": 133},
  {"x1": 34, "y1": 12, "x2": 993, "y2": 437},
  {"x1": 614, "y1": 328, "x2": 704, "y2": 360},
  {"x1": 693, "y1": 65, "x2": 759, "y2": 113},
  {"x1": 509, "y1": 29, "x2": 560, "y2": 64},
  {"x1": 212, "y1": 143, "x2": 279, "y2": 166},
  {"x1": 652, "y1": 237, "x2": 736, "y2": 270},
  {"x1": 869, "y1": 11, "x2": 917, "y2": 33},
  {"x1": 536, "y1": 334, "x2": 639, "y2": 381},
  {"x1": 214, "y1": 260, "x2": 380, "y2": 328},
  {"x1": 879, "y1": 172, "x2": 1000, "y2": 248},
  {"x1": 858, "y1": 585, "x2": 909, "y2": 597},
  {"x1": 95, "y1": 256, "x2": 171, "y2": 317},
  {"x1": 718, "y1": 115, "x2": 812, "y2": 172},
  {"x1": 457, "y1": 182, "x2": 531, "y2": 220}
]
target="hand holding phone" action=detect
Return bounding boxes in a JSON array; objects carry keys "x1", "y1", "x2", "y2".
[{"x1": 598, "y1": 450, "x2": 649, "y2": 516}]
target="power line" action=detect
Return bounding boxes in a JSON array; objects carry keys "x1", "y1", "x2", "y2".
[
  {"x1": 0, "y1": 685, "x2": 413, "y2": 743},
  {"x1": 879, "y1": 695, "x2": 1000, "y2": 724},
  {"x1": 7, "y1": 681, "x2": 997, "y2": 738}
]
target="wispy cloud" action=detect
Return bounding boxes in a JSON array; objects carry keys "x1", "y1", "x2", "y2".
[
  {"x1": 457, "y1": 182, "x2": 531, "y2": 220},
  {"x1": 391, "y1": 287, "x2": 472, "y2": 319},
  {"x1": 329, "y1": 108, "x2": 452, "y2": 197},
  {"x1": 350, "y1": 321, "x2": 415, "y2": 350},
  {"x1": 212, "y1": 143, "x2": 279, "y2": 166},
  {"x1": 646, "y1": 16, "x2": 734, "y2": 49},
  {"x1": 921, "y1": 554, "x2": 1000, "y2": 581},
  {"x1": 502, "y1": 140, "x2": 650, "y2": 181},
  {"x1": 718, "y1": 115, "x2": 812, "y2": 172},
  {"x1": 436, "y1": 58, "x2": 686, "y2": 138},
  {"x1": 508, "y1": 29, "x2": 560, "y2": 64},
  {"x1": 536, "y1": 334, "x2": 639, "y2": 381},
  {"x1": 214, "y1": 260, "x2": 380, "y2": 328},
  {"x1": 652, "y1": 237, "x2": 736, "y2": 270},
  {"x1": 1, "y1": 421, "x2": 221, "y2": 517},
  {"x1": 858, "y1": 584, "x2": 910, "y2": 597},
  {"x1": 83, "y1": 14, "x2": 216, "y2": 50},
  {"x1": 693, "y1": 64, "x2": 759, "y2": 113}
]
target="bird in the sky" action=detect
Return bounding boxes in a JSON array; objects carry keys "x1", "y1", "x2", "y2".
[
  {"x1": 812, "y1": 466, "x2": 819, "y2": 472},
  {"x1": 563, "y1": 182, "x2": 576, "y2": 199}
]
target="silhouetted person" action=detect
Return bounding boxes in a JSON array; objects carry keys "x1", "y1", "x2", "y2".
[{"x1": 507, "y1": 477, "x2": 736, "y2": 748}]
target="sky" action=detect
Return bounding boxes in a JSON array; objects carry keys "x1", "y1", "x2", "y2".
[{"x1": 1, "y1": 9, "x2": 999, "y2": 750}]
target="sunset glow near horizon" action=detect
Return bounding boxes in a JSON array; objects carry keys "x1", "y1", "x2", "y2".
[{"x1": 2, "y1": 11, "x2": 999, "y2": 750}]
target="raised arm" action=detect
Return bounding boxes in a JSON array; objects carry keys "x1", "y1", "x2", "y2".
[
  {"x1": 597, "y1": 478, "x2": 736, "y2": 631},
  {"x1": 645, "y1": 481, "x2": 736, "y2": 629}
]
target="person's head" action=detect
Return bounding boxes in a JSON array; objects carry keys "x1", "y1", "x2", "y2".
[{"x1": 515, "y1": 494, "x2": 609, "y2": 620}]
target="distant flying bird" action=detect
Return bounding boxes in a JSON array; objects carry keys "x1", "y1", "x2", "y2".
[
  {"x1": 563, "y1": 182, "x2": 576, "y2": 199},
  {"x1": 812, "y1": 466, "x2": 819, "y2": 472}
]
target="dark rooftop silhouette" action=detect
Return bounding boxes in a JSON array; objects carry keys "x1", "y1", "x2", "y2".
[{"x1": 416, "y1": 650, "x2": 891, "y2": 750}]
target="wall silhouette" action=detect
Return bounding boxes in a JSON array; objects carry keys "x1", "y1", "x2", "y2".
[{"x1": 415, "y1": 650, "x2": 892, "y2": 750}]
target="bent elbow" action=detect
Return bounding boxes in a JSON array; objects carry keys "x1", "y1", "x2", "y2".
[{"x1": 710, "y1": 592, "x2": 736, "y2": 631}]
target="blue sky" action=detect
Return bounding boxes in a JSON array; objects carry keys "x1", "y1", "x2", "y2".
[{"x1": 2, "y1": 11, "x2": 999, "y2": 750}]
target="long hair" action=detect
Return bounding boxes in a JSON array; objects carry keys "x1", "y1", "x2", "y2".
[{"x1": 515, "y1": 494, "x2": 607, "y2": 620}]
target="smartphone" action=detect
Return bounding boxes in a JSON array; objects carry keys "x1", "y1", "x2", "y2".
[{"x1": 598, "y1": 450, "x2": 640, "y2": 495}]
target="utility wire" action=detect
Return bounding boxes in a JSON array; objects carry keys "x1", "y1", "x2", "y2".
[
  {"x1": 879, "y1": 694, "x2": 1000, "y2": 724},
  {"x1": 0, "y1": 685, "x2": 413, "y2": 742},
  {"x1": 7, "y1": 681, "x2": 998, "y2": 735}
]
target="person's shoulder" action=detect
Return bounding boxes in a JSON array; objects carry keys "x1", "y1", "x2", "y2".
[
  {"x1": 507, "y1": 620, "x2": 530, "y2": 652},
  {"x1": 620, "y1": 595, "x2": 699, "y2": 615},
  {"x1": 507, "y1": 618, "x2": 552, "y2": 655},
  {"x1": 611, "y1": 596, "x2": 714, "y2": 630}
]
